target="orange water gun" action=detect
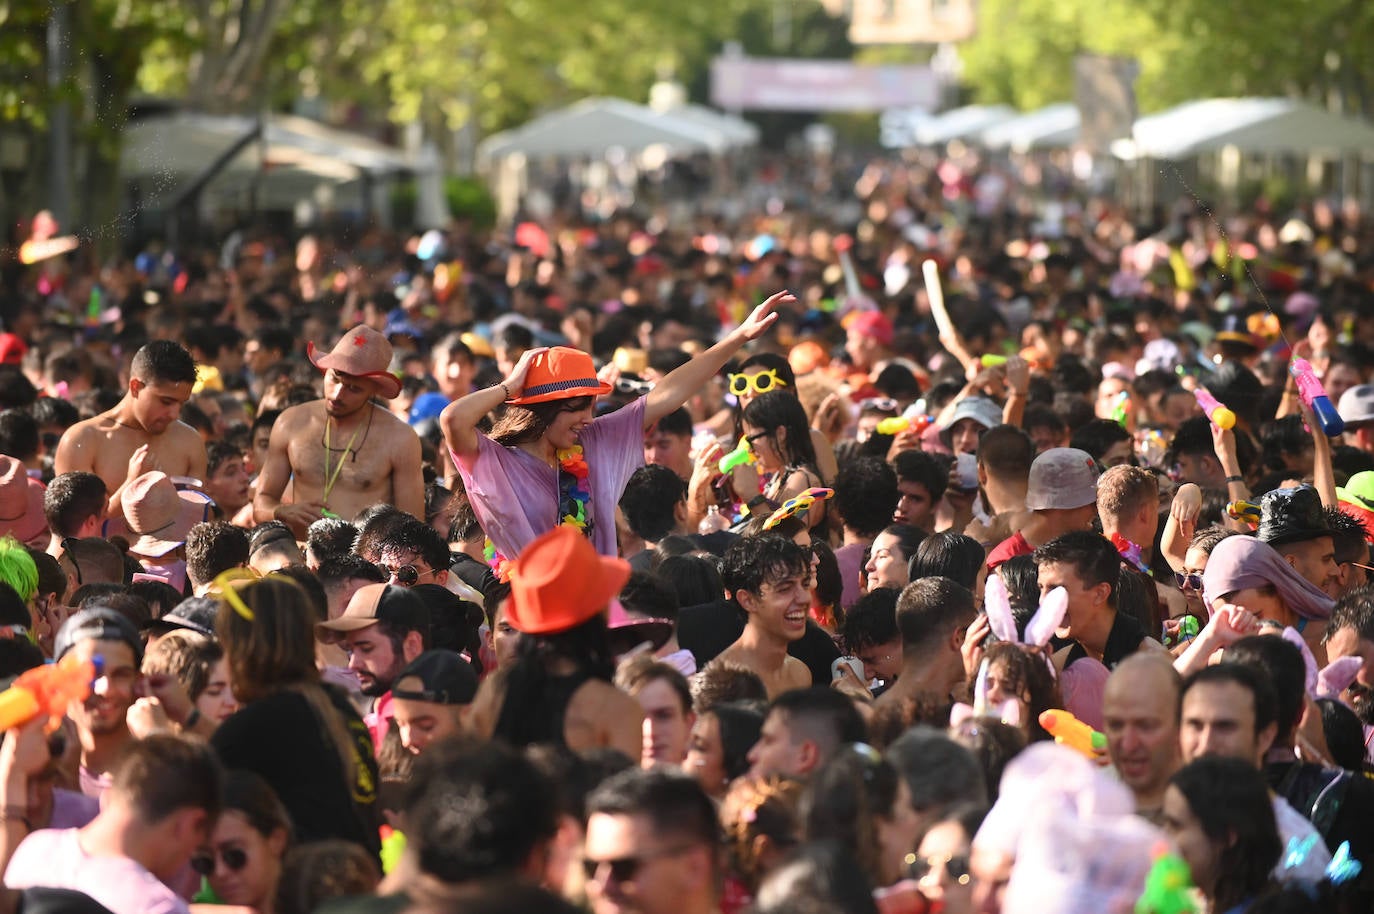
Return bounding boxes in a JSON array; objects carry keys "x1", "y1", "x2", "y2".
[
  {"x1": 0, "y1": 654, "x2": 99, "y2": 733},
  {"x1": 1039, "y1": 709, "x2": 1107, "y2": 759},
  {"x1": 875, "y1": 415, "x2": 934, "y2": 436}
]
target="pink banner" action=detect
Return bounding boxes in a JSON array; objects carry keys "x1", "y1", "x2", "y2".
[{"x1": 710, "y1": 57, "x2": 940, "y2": 113}]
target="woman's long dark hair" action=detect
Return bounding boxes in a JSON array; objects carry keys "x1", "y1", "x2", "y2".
[
  {"x1": 490, "y1": 396, "x2": 594, "y2": 448},
  {"x1": 1170, "y1": 757, "x2": 1280, "y2": 911},
  {"x1": 491, "y1": 614, "x2": 616, "y2": 748},
  {"x1": 712, "y1": 701, "x2": 765, "y2": 780},
  {"x1": 743, "y1": 390, "x2": 818, "y2": 470},
  {"x1": 800, "y1": 746, "x2": 901, "y2": 888}
]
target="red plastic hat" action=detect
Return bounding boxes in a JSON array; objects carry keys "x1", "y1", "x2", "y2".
[
  {"x1": 507, "y1": 347, "x2": 613, "y2": 406},
  {"x1": 846, "y1": 310, "x2": 894, "y2": 348},
  {"x1": 0, "y1": 334, "x2": 27, "y2": 366},
  {"x1": 307, "y1": 325, "x2": 402, "y2": 399},
  {"x1": 506, "y1": 526, "x2": 629, "y2": 635}
]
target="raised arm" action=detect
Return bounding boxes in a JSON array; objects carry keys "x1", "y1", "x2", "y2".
[
  {"x1": 642, "y1": 290, "x2": 791, "y2": 429},
  {"x1": 391, "y1": 427, "x2": 426, "y2": 520},
  {"x1": 440, "y1": 348, "x2": 543, "y2": 461}
]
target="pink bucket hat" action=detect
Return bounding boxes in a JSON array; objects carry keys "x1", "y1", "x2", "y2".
[
  {"x1": 307, "y1": 325, "x2": 402, "y2": 399},
  {"x1": 0, "y1": 457, "x2": 46, "y2": 544},
  {"x1": 124, "y1": 471, "x2": 213, "y2": 558}
]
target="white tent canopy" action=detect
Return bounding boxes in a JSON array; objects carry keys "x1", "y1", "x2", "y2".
[
  {"x1": 658, "y1": 103, "x2": 759, "y2": 148},
  {"x1": 1118, "y1": 97, "x2": 1374, "y2": 160},
  {"x1": 479, "y1": 97, "x2": 734, "y2": 160},
  {"x1": 980, "y1": 103, "x2": 1080, "y2": 152},
  {"x1": 913, "y1": 104, "x2": 1017, "y2": 146},
  {"x1": 122, "y1": 111, "x2": 412, "y2": 184}
]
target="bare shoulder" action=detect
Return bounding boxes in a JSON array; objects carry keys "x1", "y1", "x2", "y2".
[
  {"x1": 275, "y1": 403, "x2": 318, "y2": 432},
  {"x1": 783, "y1": 654, "x2": 813, "y2": 688},
  {"x1": 372, "y1": 404, "x2": 415, "y2": 431},
  {"x1": 166, "y1": 420, "x2": 206, "y2": 445}
]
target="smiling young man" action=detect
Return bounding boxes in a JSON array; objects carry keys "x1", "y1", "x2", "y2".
[
  {"x1": 716, "y1": 536, "x2": 813, "y2": 698},
  {"x1": 254, "y1": 325, "x2": 424, "y2": 537},
  {"x1": 316, "y1": 582, "x2": 431, "y2": 749},
  {"x1": 54, "y1": 341, "x2": 207, "y2": 523}
]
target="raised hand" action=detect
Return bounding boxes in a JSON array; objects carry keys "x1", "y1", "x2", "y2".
[{"x1": 736, "y1": 290, "x2": 794, "y2": 341}]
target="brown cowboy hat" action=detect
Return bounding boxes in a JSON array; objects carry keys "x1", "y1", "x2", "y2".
[
  {"x1": 124, "y1": 471, "x2": 214, "y2": 558},
  {"x1": 307, "y1": 325, "x2": 403, "y2": 399}
]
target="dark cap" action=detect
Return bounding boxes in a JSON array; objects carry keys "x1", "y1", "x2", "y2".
[
  {"x1": 54, "y1": 607, "x2": 144, "y2": 664},
  {"x1": 315, "y1": 583, "x2": 429, "y2": 643},
  {"x1": 1258, "y1": 484, "x2": 1332, "y2": 548},
  {"x1": 392, "y1": 650, "x2": 478, "y2": 705},
  {"x1": 140, "y1": 596, "x2": 218, "y2": 639}
]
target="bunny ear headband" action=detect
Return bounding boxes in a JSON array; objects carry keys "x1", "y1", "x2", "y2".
[
  {"x1": 985, "y1": 572, "x2": 1069, "y2": 674},
  {"x1": 1279, "y1": 626, "x2": 1364, "y2": 701}
]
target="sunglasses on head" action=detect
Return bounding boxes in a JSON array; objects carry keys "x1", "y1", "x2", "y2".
[
  {"x1": 191, "y1": 846, "x2": 248, "y2": 876},
  {"x1": 859, "y1": 397, "x2": 899, "y2": 413},
  {"x1": 581, "y1": 844, "x2": 696, "y2": 885},
  {"x1": 728, "y1": 368, "x2": 786, "y2": 397}
]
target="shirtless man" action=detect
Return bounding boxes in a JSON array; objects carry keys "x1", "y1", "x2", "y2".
[
  {"x1": 718, "y1": 536, "x2": 813, "y2": 698},
  {"x1": 254, "y1": 325, "x2": 423, "y2": 537},
  {"x1": 53, "y1": 340, "x2": 206, "y2": 522}
]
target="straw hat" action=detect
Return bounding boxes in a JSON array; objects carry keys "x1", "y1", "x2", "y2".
[
  {"x1": 507, "y1": 347, "x2": 613, "y2": 406},
  {"x1": 124, "y1": 471, "x2": 213, "y2": 557},
  {"x1": 307, "y1": 325, "x2": 402, "y2": 399},
  {"x1": 506, "y1": 526, "x2": 629, "y2": 634},
  {"x1": 0, "y1": 457, "x2": 46, "y2": 544}
]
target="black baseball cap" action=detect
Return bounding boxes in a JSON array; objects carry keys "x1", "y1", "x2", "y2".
[
  {"x1": 392, "y1": 650, "x2": 478, "y2": 706},
  {"x1": 140, "y1": 596, "x2": 218, "y2": 639},
  {"x1": 54, "y1": 607, "x2": 144, "y2": 664}
]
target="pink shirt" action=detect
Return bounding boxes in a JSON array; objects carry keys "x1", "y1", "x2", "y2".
[
  {"x1": 455, "y1": 397, "x2": 646, "y2": 559},
  {"x1": 5, "y1": 828, "x2": 188, "y2": 914}
]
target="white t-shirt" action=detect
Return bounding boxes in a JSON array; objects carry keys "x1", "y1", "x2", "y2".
[{"x1": 5, "y1": 828, "x2": 188, "y2": 914}]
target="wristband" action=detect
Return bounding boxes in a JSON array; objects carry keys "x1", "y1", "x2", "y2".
[
  {"x1": 497, "y1": 382, "x2": 511, "y2": 400},
  {"x1": 0, "y1": 807, "x2": 32, "y2": 831},
  {"x1": 1226, "y1": 475, "x2": 1243, "y2": 484}
]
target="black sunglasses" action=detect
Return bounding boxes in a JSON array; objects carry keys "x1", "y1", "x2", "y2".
[
  {"x1": 908, "y1": 852, "x2": 971, "y2": 884},
  {"x1": 192, "y1": 846, "x2": 248, "y2": 876},
  {"x1": 1174, "y1": 571, "x2": 1203, "y2": 592},
  {"x1": 581, "y1": 844, "x2": 695, "y2": 884},
  {"x1": 377, "y1": 563, "x2": 421, "y2": 586}
]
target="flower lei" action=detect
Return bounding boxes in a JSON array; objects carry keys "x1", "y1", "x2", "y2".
[
  {"x1": 485, "y1": 445, "x2": 593, "y2": 582},
  {"x1": 1109, "y1": 532, "x2": 1149, "y2": 573}
]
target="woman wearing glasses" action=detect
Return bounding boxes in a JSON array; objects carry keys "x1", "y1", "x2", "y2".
[
  {"x1": 723, "y1": 391, "x2": 828, "y2": 531},
  {"x1": 196, "y1": 771, "x2": 292, "y2": 914},
  {"x1": 908, "y1": 803, "x2": 985, "y2": 914},
  {"x1": 724, "y1": 353, "x2": 838, "y2": 483},
  {"x1": 442, "y1": 293, "x2": 789, "y2": 567}
]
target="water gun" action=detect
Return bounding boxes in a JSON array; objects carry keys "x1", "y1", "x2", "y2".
[
  {"x1": 0, "y1": 653, "x2": 99, "y2": 732},
  {"x1": 979, "y1": 354, "x2": 1007, "y2": 368},
  {"x1": 1227, "y1": 500, "x2": 1260, "y2": 523},
  {"x1": 1289, "y1": 357, "x2": 1344, "y2": 437},
  {"x1": 719, "y1": 437, "x2": 756, "y2": 474},
  {"x1": 1163, "y1": 616, "x2": 1200, "y2": 648},
  {"x1": 1111, "y1": 390, "x2": 1131, "y2": 427},
  {"x1": 379, "y1": 825, "x2": 407, "y2": 875},
  {"x1": 1193, "y1": 387, "x2": 1235, "y2": 430},
  {"x1": 1039, "y1": 709, "x2": 1107, "y2": 759},
  {"x1": 876, "y1": 415, "x2": 934, "y2": 436},
  {"x1": 1135, "y1": 843, "x2": 1196, "y2": 914}
]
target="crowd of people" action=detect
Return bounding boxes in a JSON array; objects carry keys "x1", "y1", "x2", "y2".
[{"x1": 0, "y1": 151, "x2": 1372, "y2": 914}]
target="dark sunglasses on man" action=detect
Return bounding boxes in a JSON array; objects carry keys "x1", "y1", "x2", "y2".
[{"x1": 191, "y1": 846, "x2": 248, "y2": 876}]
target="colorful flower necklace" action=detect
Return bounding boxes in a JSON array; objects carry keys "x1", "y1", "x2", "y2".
[{"x1": 484, "y1": 445, "x2": 593, "y2": 581}]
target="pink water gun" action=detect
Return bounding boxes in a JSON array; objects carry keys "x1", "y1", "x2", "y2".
[
  {"x1": 1194, "y1": 387, "x2": 1235, "y2": 430},
  {"x1": 1289, "y1": 358, "x2": 1344, "y2": 436}
]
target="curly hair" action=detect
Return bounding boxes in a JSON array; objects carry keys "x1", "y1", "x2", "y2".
[{"x1": 721, "y1": 776, "x2": 803, "y2": 890}]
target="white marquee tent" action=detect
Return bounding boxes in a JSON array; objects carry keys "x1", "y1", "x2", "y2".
[
  {"x1": 478, "y1": 97, "x2": 744, "y2": 161},
  {"x1": 912, "y1": 104, "x2": 1017, "y2": 146},
  {"x1": 979, "y1": 103, "x2": 1080, "y2": 152},
  {"x1": 1116, "y1": 97, "x2": 1374, "y2": 160}
]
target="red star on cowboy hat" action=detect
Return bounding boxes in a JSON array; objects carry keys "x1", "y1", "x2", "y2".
[{"x1": 354, "y1": 334, "x2": 368, "y2": 346}]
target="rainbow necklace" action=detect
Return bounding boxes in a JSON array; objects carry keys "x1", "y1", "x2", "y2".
[{"x1": 484, "y1": 445, "x2": 593, "y2": 581}]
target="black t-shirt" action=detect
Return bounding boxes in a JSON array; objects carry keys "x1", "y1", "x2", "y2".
[
  {"x1": 212, "y1": 685, "x2": 381, "y2": 859},
  {"x1": 1061, "y1": 610, "x2": 1149, "y2": 671},
  {"x1": 678, "y1": 599, "x2": 840, "y2": 685}
]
